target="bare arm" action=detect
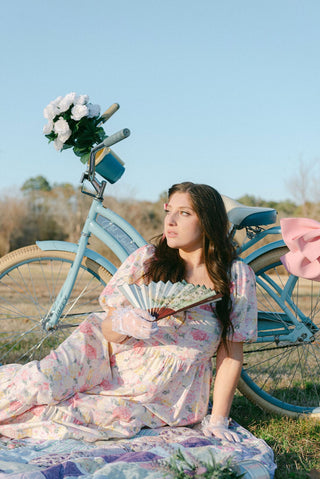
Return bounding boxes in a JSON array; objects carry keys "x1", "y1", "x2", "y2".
[
  {"x1": 201, "y1": 340, "x2": 243, "y2": 442},
  {"x1": 212, "y1": 340, "x2": 243, "y2": 418}
]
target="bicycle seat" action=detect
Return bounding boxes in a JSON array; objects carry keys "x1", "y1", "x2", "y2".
[{"x1": 222, "y1": 195, "x2": 277, "y2": 228}]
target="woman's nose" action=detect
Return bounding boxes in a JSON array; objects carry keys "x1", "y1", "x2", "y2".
[{"x1": 166, "y1": 212, "x2": 177, "y2": 225}]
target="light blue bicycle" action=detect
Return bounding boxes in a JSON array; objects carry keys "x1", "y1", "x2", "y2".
[{"x1": 0, "y1": 105, "x2": 319, "y2": 419}]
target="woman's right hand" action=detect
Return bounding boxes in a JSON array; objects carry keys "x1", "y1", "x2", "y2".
[
  {"x1": 201, "y1": 415, "x2": 241, "y2": 443},
  {"x1": 111, "y1": 307, "x2": 159, "y2": 340}
]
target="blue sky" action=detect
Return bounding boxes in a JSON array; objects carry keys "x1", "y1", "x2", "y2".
[{"x1": 1, "y1": 0, "x2": 320, "y2": 202}]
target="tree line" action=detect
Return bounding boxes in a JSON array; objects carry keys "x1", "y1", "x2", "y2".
[
  {"x1": 0, "y1": 173, "x2": 314, "y2": 261},
  {"x1": 0, "y1": 176, "x2": 165, "y2": 263}
]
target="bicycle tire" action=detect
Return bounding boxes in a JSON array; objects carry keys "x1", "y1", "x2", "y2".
[
  {"x1": 0, "y1": 245, "x2": 113, "y2": 365},
  {"x1": 238, "y1": 246, "x2": 320, "y2": 417}
]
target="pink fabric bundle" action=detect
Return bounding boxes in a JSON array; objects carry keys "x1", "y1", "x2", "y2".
[{"x1": 280, "y1": 217, "x2": 320, "y2": 281}]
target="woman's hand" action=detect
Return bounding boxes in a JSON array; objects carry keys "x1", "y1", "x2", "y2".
[
  {"x1": 111, "y1": 307, "x2": 159, "y2": 340},
  {"x1": 201, "y1": 414, "x2": 241, "y2": 442}
]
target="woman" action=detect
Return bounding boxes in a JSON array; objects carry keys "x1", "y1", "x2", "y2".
[{"x1": 0, "y1": 182, "x2": 257, "y2": 442}]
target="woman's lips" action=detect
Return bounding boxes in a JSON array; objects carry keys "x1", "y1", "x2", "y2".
[{"x1": 166, "y1": 231, "x2": 178, "y2": 238}]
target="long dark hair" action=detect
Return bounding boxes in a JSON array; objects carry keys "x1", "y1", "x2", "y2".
[{"x1": 145, "y1": 182, "x2": 237, "y2": 344}]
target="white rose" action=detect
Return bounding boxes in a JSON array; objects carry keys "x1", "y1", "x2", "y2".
[
  {"x1": 54, "y1": 138, "x2": 64, "y2": 151},
  {"x1": 71, "y1": 104, "x2": 89, "y2": 121},
  {"x1": 50, "y1": 96, "x2": 63, "y2": 108},
  {"x1": 58, "y1": 131, "x2": 72, "y2": 143},
  {"x1": 43, "y1": 120, "x2": 54, "y2": 135},
  {"x1": 43, "y1": 103, "x2": 58, "y2": 120},
  {"x1": 54, "y1": 117, "x2": 71, "y2": 143},
  {"x1": 87, "y1": 103, "x2": 101, "y2": 118},
  {"x1": 76, "y1": 94, "x2": 89, "y2": 105},
  {"x1": 58, "y1": 92, "x2": 78, "y2": 112}
]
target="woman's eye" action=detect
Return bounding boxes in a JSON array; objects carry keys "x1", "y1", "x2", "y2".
[{"x1": 180, "y1": 210, "x2": 190, "y2": 216}]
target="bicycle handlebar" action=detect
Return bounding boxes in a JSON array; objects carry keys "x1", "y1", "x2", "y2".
[
  {"x1": 90, "y1": 128, "x2": 131, "y2": 158},
  {"x1": 99, "y1": 103, "x2": 120, "y2": 124},
  {"x1": 102, "y1": 128, "x2": 131, "y2": 147}
]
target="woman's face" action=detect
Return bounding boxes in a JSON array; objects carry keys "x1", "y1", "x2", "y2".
[{"x1": 164, "y1": 192, "x2": 203, "y2": 253}]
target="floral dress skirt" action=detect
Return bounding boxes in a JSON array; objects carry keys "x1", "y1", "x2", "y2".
[
  {"x1": 0, "y1": 307, "x2": 221, "y2": 441},
  {"x1": 0, "y1": 245, "x2": 257, "y2": 442}
]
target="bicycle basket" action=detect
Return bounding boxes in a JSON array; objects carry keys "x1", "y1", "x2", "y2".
[{"x1": 94, "y1": 147, "x2": 125, "y2": 184}]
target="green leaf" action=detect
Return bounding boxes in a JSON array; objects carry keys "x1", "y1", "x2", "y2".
[
  {"x1": 61, "y1": 143, "x2": 73, "y2": 151},
  {"x1": 45, "y1": 132, "x2": 57, "y2": 143},
  {"x1": 73, "y1": 145, "x2": 90, "y2": 157},
  {"x1": 79, "y1": 152, "x2": 90, "y2": 164}
]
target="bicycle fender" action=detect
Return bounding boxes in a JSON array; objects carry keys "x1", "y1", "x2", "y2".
[
  {"x1": 36, "y1": 240, "x2": 117, "y2": 275},
  {"x1": 243, "y1": 239, "x2": 286, "y2": 265}
]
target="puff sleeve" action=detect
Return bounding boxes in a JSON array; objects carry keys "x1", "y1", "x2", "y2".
[{"x1": 227, "y1": 260, "x2": 258, "y2": 342}]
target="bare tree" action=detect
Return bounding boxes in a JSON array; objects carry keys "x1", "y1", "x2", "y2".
[{"x1": 286, "y1": 158, "x2": 320, "y2": 219}]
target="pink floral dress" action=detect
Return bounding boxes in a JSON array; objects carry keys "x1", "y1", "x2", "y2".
[{"x1": 0, "y1": 245, "x2": 257, "y2": 442}]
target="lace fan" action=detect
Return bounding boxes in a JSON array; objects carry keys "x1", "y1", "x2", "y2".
[{"x1": 118, "y1": 280, "x2": 222, "y2": 319}]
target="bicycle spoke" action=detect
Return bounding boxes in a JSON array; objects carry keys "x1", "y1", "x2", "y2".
[{"x1": 0, "y1": 248, "x2": 112, "y2": 364}]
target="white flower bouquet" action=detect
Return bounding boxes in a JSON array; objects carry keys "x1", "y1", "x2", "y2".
[{"x1": 43, "y1": 92, "x2": 107, "y2": 164}]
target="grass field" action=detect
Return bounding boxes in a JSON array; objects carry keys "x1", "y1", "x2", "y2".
[{"x1": 231, "y1": 392, "x2": 320, "y2": 478}]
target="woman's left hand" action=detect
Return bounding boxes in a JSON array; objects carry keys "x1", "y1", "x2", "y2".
[{"x1": 201, "y1": 415, "x2": 241, "y2": 442}]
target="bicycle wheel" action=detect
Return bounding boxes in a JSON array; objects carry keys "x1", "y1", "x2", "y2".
[
  {"x1": 0, "y1": 245, "x2": 113, "y2": 365},
  {"x1": 238, "y1": 246, "x2": 320, "y2": 418}
]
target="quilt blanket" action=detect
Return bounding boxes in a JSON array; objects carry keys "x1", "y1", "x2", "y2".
[{"x1": 0, "y1": 423, "x2": 276, "y2": 478}]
